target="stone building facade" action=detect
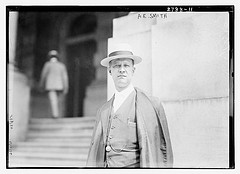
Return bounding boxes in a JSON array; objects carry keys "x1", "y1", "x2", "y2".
[
  {"x1": 14, "y1": 11, "x2": 128, "y2": 118},
  {"x1": 8, "y1": 10, "x2": 128, "y2": 145}
]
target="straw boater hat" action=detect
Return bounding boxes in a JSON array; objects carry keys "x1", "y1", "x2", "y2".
[
  {"x1": 48, "y1": 50, "x2": 59, "y2": 59},
  {"x1": 100, "y1": 43, "x2": 142, "y2": 67}
]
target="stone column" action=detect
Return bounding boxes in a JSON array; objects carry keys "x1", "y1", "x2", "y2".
[
  {"x1": 9, "y1": 12, "x2": 30, "y2": 147},
  {"x1": 9, "y1": 12, "x2": 18, "y2": 67},
  {"x1": 108, "y1": 12, "x2": 229, "y2": 168},
  {"x1": 9, "y1": 12, "x2": 19, "y2": 145}
]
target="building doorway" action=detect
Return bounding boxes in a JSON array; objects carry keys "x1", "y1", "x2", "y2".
[
  {"x1": 65, "y1": 14, "x2": 97, "y2": 117},
  {"x1": 66, "y1": 40, "x2": 96, "y2": 117}
]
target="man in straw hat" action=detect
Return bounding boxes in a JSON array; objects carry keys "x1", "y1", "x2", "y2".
[
  {"x1": 86, "y1": 43, "x2": 173, "y2": 168},
  {"x1": 40, "y1": 50, "x2": 69, "y2": 118}
]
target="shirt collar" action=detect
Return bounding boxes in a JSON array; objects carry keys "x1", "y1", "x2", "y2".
[{"x1": 114, "y1": 84, "x2": 134, "y2": 99}]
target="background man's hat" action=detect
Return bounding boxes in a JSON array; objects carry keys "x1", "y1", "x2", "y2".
[
  {"x1": 100, "y1": 43, "x2": 142, "y2": 67},
  {"x1": 48, "y1": 50, "x2": 59, "y2": 58}
]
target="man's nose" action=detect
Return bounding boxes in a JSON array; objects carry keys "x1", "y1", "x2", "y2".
[{"x1": 119, "y1": 65, "x2": 126, "y2": 73}]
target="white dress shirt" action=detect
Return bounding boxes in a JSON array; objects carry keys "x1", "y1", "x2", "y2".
[{"x1": 113, "y1": 84, "x2": 135, "y2": 113}]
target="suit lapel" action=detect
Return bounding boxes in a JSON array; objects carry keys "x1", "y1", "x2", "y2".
[{"x1": 101, "y1": 96, "x2": 114, "y2": 144}]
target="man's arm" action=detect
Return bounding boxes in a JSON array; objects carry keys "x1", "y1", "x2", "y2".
[
  {"x1": 62, "y1": 65, "x2": 69, "y2": 94},
  {"x1": 151, "y1": 97, "x2": 174, "y2": 167},
  {"x1": 39, "y1": 63, "x2": 48, "y2": 90}
]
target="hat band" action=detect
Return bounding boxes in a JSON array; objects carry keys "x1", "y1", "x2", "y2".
[{"x1": 109, "y1": 51, "x2": 133, "y2": 57}]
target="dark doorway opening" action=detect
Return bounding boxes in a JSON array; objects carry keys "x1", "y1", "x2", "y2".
[{"x1": 66, "y1": 40, "x2": 96, "y2": 117}]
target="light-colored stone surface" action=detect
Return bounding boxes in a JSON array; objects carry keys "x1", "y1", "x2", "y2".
[
  {"x1": 9, "y1": 70, "x2": 30, "y2": 145},
  {"x1": 152, "y1": 12, "x2": 229, "y2": 100},
  {"x1": 9, "y1": 117, "x2": 95, "y2": 167},
  {"x1": 163, "y1": 97, "x2": 229, "y2": 168},
  {"x1": 9, "y1": 12, "x2": 18, "y2": 64},
  {"x1": 113, "y1": 12, "x2": 162, "y2": 37}
]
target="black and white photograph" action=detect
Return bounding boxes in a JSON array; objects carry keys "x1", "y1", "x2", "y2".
[{"x1": 6, "y1": 5, "x2": 235, "y2": 172}]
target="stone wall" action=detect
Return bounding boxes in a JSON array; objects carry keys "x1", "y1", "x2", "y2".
[{"x1": 163, "y1": 97, "x2": 228, "y2": 167}]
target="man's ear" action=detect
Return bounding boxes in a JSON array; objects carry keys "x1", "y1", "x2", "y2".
[
  {"x1": 133, "y1": 67, "x2": 136, "y2": 73},
  {"x1": 108, "y1": 68, "x2": 111, "y2": 75}
]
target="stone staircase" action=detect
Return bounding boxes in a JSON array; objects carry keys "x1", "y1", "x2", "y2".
[{"x1": 9, "y1": 117, "x2": 95, "y2": 167}]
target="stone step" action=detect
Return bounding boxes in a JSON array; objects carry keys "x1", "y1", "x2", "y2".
[
  {"x1": 10, "y1": 116, "x2": 95, "y2": 167},
  {"x1": 14, "y1": 143, "x2": 90, "y2": 154},
  {"x1": 28, "y1": 122, "x2": 94, "y2": 131},
  {"x1": 27, "y1": 131, "x2": 92, "y2": 138},
  {"x1": 29, "y1": 117, "x2": 96, "y2": 125},
  {"x1": 14, "y1": 146, "x2": 89, "y2": 154},
  {"x1": 9, "y1": 156, "x2": 87, "y2": 167},
  {"x1": 16, "y1": 141, "x2": 91, "y2": 148},
  {"x1": 25, "y1": 137, "x2": 91, "y2": 143},
  {"x1": 27, "y1": 129, "x2": 93, "y2": 136},
  {"x1": 11, "y1": 151, "x2": 88, "y2": 161}
]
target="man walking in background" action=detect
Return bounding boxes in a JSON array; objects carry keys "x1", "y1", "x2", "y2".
[
  {"x1": 40, "y1": 50, "x2": 69, "y2": 118},
  {"x1": 87, "y1": 43, "x2": 173, "y2": 168}
]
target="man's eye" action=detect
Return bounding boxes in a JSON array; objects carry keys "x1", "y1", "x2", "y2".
[{"x1": 113, "y1": 65, "x2": 120, "y2": 68}]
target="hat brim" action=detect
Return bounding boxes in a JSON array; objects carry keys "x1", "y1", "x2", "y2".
[{"x1": 100, "y1": 54, "x2": 142, "y2": 67}]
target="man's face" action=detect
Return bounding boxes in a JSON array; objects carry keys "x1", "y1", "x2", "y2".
[{"x1": 109, "y1": 58, "x2": 135, "y2": 92}]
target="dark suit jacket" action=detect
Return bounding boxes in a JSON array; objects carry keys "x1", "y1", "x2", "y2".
[{"x1": 86, "y1": 88, "x2": 173, "y2": 168}]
